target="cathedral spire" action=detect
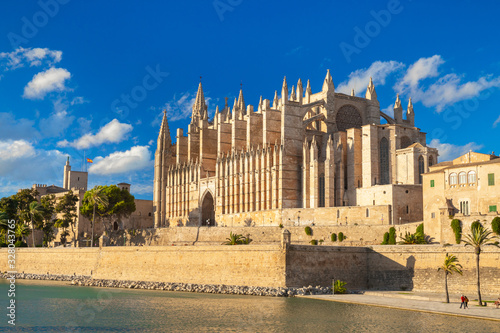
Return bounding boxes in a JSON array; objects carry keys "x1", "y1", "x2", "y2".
[
  {"x1": 158, "y1": 110, "x2": 172, "y2": 148},
  {"x1": 322, "y1": 69, "x2": 335, "y2": 92},
  {"x1": 281, "y1": 76, "x2": 288, "y2": 104},
  {"x1": 192, "y1": 80, "x2": 207, "y2": 123},
  {"x1": 394, "y1": 94, "x2": 402, "y2": 109},
  {"x1": 297, "y1": 78, "x2": 303, "y2": 103},
  {"x1": 237, "y1": 84, "x2": 245, "y2": 112},
  {"x1": 351, "y1": 89, "x2": 355, "y2": 97},
  {"x1": 290, "y1": 85, "x2": 296, "y2": 101},
  {"x1": 394, "y1": 94, "x2": 403, "y2": 123},
  {"x1": 258, "y1": 96, "x2": 263, "y2": 111},
  {"x1": 365, "y1": 77, "x2": 378, "y2": 100},
  {"x1": 407, "y1": 97, "x2": 414, "y2": 126},
  {"x1": 273, "y1": 90, "x2": 279, "y2": 108}
]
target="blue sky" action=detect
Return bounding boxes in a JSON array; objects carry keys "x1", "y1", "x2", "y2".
[{"x1": 1, "y1": 0, "x2": 499, "y2": 200}]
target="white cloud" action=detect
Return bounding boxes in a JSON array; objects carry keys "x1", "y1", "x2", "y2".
[
  {"x1": 337, "y1": 60, "x2": 405, "y2": 95},
  {"x1": 70, "y1": 96, "x2": 87, "y2": 105},
  {"x1": 381, "y1": 104, "x2": 394, "y2": 118},
  {"x1": 395, "y1": 55, "x2": 500, "y2": 112},
  {"x1": 23, "y1": 67, "x2": 71, "y2": 99},
  {"x1": 0, "y1": 112, "x2": 39, "y2": 140},
  {"x1": 429, "y1": 139, "x2": 484, "y2": 162},
  {"x1": 131, "y1": 183, "x2": 153, "y2": 195},
  {"x1": 0, "y1": 140, "x2": 67, "y2": 183},
  {"x1": 396, "y1": 55, "x2": 444, "y2": 89},
  {"x1": 0, "y1": 47, "x2": 62, "y2": 70},
  {"x1": 89, "y1": 146, "x2": 153, "y2": 175},
  {"x1": 493, "y1": 115, "x2": 500, "y2": 128},
  {"x1": 57, "y1": 119, "x2": 132, "y2": 149},
  {"x1": 156, "y1": 91, "x2": 212, "y2": 123}
]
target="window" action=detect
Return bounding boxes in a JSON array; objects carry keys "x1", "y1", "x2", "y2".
[
  {"x1": 489, "y1": 205, "x2": 497, "y2": 213},
  {"x1": 431, "y1": 212, "x2": 435, "y2": 219},
  {"x1": 418, "y1": 156, "x2": 425, "y2": 184},
  {"x1": 449, "y1": 173, "x2": 458, "y2": 185},
  {"x1": 406, "y1": 205, "x2": 409, "y2": 214},
  {"x1": 459, "y1": 201, "x2": 469, "y2": 215},
  {"x1": 379, "y1": 137, "x2": 389, "y2": 185},
  {"x1": 429, "y1": 155, "x2": 434, "y2": 167},
  {"x1": 468, "y1": 171, "x2": 476, "y2": 184},
  {"x1": 318, "y1": 173, "x2": 325, "y2": 207},
  {"x1": 488, "y1": 173, "x2": 495, "y2": 186},
  {"x1": 458, "y1": 172, "x2": 466, "y2": 184},
  {"x1": 430, "y1": 180, "x2": 435, "y2": 188},
  {"x1": 366, "y1": 208, "x2": 370, "y2": 217},
  {"x1": 337, "y1": 210, "x2": 340, "y2": 218}
]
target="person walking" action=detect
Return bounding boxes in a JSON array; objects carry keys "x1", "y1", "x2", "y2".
[
  {"x1": 460, "y1": 295, "x2": 465, "y2": 309},
  {"x1": 464, "y1": 295, "x2": 469, "y2": 309}
]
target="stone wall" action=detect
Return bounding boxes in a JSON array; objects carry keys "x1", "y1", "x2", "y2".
[
  {"x1": 112, "y1": 224, "x2": 419, "y2": 247},
  {"x1": 1, "y1": 245, "x2": 287, "y2": 288}
]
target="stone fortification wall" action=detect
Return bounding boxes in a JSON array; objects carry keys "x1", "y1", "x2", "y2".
[
  {"x1": 1, "y1": 246, "x2": 286, "y2": 288},
  {"x1": 114, "y1": 224, "x2": 421, "y2": 247},
  {"x1": 2, "y1": 244, "x2": 498, "y2": 295}
]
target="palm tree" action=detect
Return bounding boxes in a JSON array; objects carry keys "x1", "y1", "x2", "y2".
[
  {"x1": 437, "y1": 253, "x2": 463, "y2": 303},
  {"x1": 462, "y1": 224, "x2": 500, "y2": 305},
  {"x1": 27, "y1": 202, "x2": 44, "y2": 247},
  {"x1": 15, "y1": 222, "x2": 31, "y2": 244},
  {"x1": 86, "y1": 187, "x2": 109, "y2": 247}
]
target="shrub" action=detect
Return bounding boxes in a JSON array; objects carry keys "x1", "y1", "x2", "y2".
[
  {"x1": 382, "y1": 232, "x2": 390, "y2": 245},
  {"x1": 223, "y1": 232, "x2": 252, "y2": 245},
  {"x1": 388, "y1": 227, "x2": 396, "y2": 244},
  {"x1": 338, "y1": 232, "x2": 345, "y2": 242},
  {"x1": 319, "y1": 239, "x2": 324, "y2": 245},
  {"x1": 416, "y1": 223, "x2": 424, "y2": 235},
  {"x1": 310, "y1": 239, "x2": 318, "y2": 245},
  {"x1": 305, "y1": 226, "x2": 312, "y2": 236},
  {"x1": 331, "y1": 233, "x2": 337, "y2": 242},
  {"x1": 14, "y1": 240, "x2": 27, "y2": 247},
  {"x1": 492, "y1": 217, "x2": 500, "y2": 235},
  {"x1": 451, "y1": 219, "x2": 462, "y2": 244},
  {"x1": 279, "y1": 223, "x2": 284, "y2": 229},
  {"x1": 333, "y1": 280, "x2": 347, "y2": 294},
  {"x1": 471, "y1": 220, "x2": 482, "y2": 231}
]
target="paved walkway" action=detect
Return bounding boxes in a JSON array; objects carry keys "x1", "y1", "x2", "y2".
[{"x1": 300, "y1": 291, "x2": 500, "y2": 321}]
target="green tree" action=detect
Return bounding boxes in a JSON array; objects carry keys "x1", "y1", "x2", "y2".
[
  {"x1": 462, "y1": 224, "x2": 500, "y2": 305},
  {"x1": 451, "y1": 219, "x2": 462, "y2": 244},
  {"x1": 437, "y1": 253, "x2": 463, "y2": 303},
  {"x1": 98, "y1": 185, "x2": 135, "y2": 233},
  {"x1": 12, "y1": 188, "x2": 38, "y2": 222},
  {"x1": 27, "y1": 202, "x2": 44, "y2": 247},
  {"x1": 55, "y1": 192, "x2": 79, "y2": 247},
  {"x1": 40, "y1": 195, "x2": 57, "y2": 247},
  {"x1": 388, "y1": 227, "x2": 396, "y2": 244},
  {"x1": 81, "y1": 186, "x2": 109, "y2": 247},
  {"x1": 15, "y1": 222, "x2": 30, "y2": 245},
  {"x1": 492, "y1": 217, "x2": 500, "y2": 235}
]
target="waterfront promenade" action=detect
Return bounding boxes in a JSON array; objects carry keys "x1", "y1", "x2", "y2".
[{"x1": 302, "y1": 291, "x2": 500, "y2": 321}]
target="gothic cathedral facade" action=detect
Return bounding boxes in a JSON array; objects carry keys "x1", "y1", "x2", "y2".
[{"x1": 153, "y1": 71, "x2": 438, "y2": 228}]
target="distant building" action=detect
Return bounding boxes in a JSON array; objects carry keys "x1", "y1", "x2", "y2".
[
  {"x1": 423, "y1": 151, "x2": 500, "y2": 243},
  {"x1": 29, "y1": 158, "x2": 154, "y2": 247},
  {"x1": 154, "y1": 71, "x2": 438, "y2": 228}
]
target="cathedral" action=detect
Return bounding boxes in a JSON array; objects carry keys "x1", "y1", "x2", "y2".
[{"x1": 153, "y1": 71, "x2": 438, "y2": 228}]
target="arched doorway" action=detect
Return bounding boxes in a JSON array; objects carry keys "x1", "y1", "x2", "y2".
[{"x1": 201, "y1": 191, "x2": 215, "y2": 226}]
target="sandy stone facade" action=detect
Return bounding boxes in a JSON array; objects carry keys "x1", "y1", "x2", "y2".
[
  {"x1": 154, "y1": 71, "x2": 438, "y2": 228},
  {"x1": 423, "y1": 151, "x2": 500, "y2": 243}
]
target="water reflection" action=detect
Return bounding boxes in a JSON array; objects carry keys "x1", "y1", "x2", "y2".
[{"x1": 0, "y1": 280, "x2": 497, "y2": 332}]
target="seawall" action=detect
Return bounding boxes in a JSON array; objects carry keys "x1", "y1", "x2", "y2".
[{"x1": 1, "y1": 244, "x2": 499, "y2": 294}]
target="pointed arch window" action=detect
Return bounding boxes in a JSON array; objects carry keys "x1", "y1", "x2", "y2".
[
  {"x1": 418, "y1": 156, "x2": 425, "y2": 184},
  {"x1": 379, "y1": 137, "x2": 389, "y2": 185},
  {"x1": 319, "y1": 173, "x2": 325, "y2": 207},
  {"x1": 429, "y1": 155, "x2": 434, "y2": 167}
]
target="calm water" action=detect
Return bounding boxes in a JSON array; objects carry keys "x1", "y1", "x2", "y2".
[{"x1": 0, "y1": 279, "x2": 498, "y2": 332}]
